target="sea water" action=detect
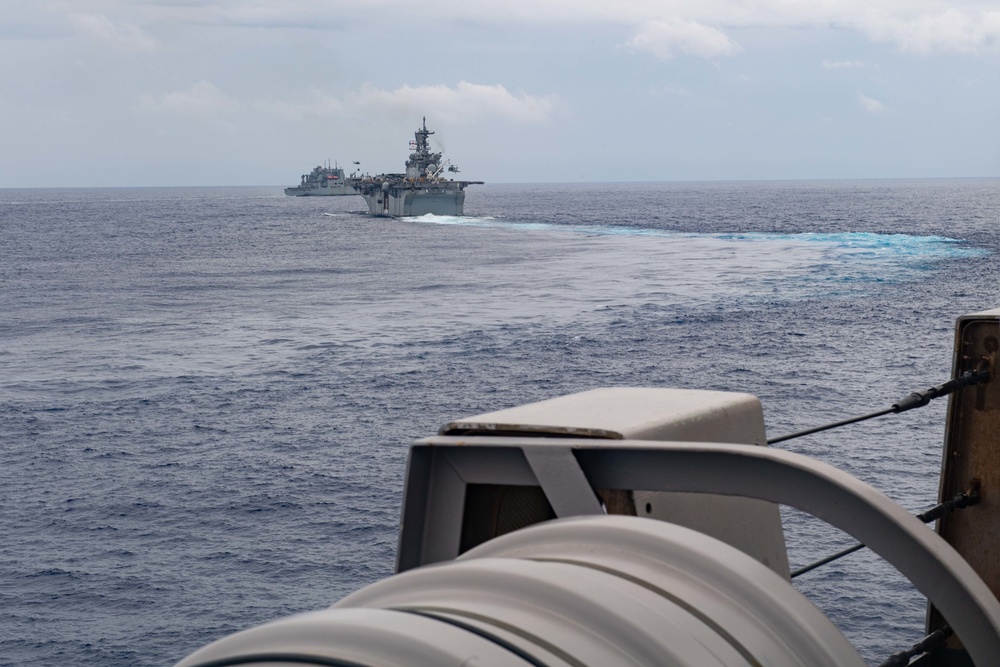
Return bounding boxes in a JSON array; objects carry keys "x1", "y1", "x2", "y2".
[{"x1": 1, "y1": 179, "x2": 998, "y2": 666}]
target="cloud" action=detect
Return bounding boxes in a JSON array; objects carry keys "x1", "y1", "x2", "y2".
[
  {"x1": 46, "y1": 2, "x2": 1000, "y2": 58},
  {"x1": 649, "y1": 84, "x2": 691, "y2": 97},
  {"x1": 822, "y1": 59, "x2": 867, "y2": 70},
  {"x1": 137, "y1": 81, "x2": 241, "y2": 121},
  {"x1": 254, "y1": 90, "x2": 344, "y2": 120},
  {"x1": 856, "y1": 8, "x2": 1000, "y2": 55},
  {"x1": 134, "y1": 80, "x2": 555, "y2": 126},
  {"x1": 857, "y1": 92, "x2": 887, "y2": 114},
  {"x1": 625, "y1": 18, "x2": 741, "y2": 60},
  {"x1": 68, "y1": 14, "x2": 156, "y2": 52},
  {"x1": 347, "y1": 82, "x2": 557, "y2": 124}
]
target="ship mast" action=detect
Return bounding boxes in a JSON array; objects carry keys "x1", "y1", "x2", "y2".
[{"x1": 406, "y1": 116, "x2": 442, "y2": 181}]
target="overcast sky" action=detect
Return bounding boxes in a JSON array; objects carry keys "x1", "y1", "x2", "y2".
[{"x1": 2, "y1": 1, "x2": 999, "y2": 186}]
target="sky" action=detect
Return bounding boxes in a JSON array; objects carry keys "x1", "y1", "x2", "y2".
[{"x1": 2, "y1": 1, "x2": 999, "y2": 186}]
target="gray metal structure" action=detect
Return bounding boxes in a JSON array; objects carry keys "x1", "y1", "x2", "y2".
[
  {"x1": 173, "y1": 309, "x2": 1000, "y2": 666},
  {"x1": 176, "y1": 512, "x2": 866, "y2": 667},
  {"x1": 283, "y1": 163, "x2": 356, "y2": 197},
  {"x1": 439, "y1": 387, "x2": 790, "y2": 577},
  {"x1": 396, "y1": 436, "x2": 1000, "y2": 666},
  {"x1": 339, "y1": 515, "x2": 865, "y2": 667},
  {"x1": 353, "y1": 118, "x2": 483, "y2": 217},
  {"x1": 283, "y1": 119, "x2": 482, "y2": 216},
  {"x1": 173, "y1": 433, "x2": 1000, "y2": 666}
]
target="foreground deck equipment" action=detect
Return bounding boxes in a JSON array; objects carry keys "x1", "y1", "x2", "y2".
[
  {"x1": 174, "y1": 309, "x2": 1000, "y2": 667},
  {"x1": 921, "y1": 307, "x2": 1000, "y2": 666}
]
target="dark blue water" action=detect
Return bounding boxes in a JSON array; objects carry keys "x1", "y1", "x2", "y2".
[{"x1": 1, "y1": 180, "x2": 998, "y2": 666}]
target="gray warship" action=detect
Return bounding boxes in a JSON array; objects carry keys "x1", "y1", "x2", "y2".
[
  {"x1": 355, "y1": 118, "x2": 483, "y2": 217},
  {"x1": 285, "y1": 119, "x2": 482, "y2": 215},
  {"x1": 284, "y1": 162, "x2": 356, "y2": 197}
]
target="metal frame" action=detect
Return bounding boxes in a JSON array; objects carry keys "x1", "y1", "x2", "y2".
[{"x1": 397, "y1": 436, "x2": 1000, "y2": 666}]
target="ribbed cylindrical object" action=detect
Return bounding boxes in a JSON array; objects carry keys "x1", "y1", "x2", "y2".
[{"x1": 175, "y1": 515, "x2": 865, "y2": 667}]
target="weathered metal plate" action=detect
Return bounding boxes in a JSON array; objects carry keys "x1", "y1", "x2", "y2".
[{"x1": 932, "y1": 309, "x2": 1000, "y2": 649}]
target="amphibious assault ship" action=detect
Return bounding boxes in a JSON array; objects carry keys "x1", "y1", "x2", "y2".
[
  {"x1": 283, "y1": 162, "x2": 356, "y2": 197},
  {"x1": 284, "y1": 119, "x2": 482, "y2": 216},
  {"x1": 353, "y1": 118, "x2": 482, "y2": 217}
]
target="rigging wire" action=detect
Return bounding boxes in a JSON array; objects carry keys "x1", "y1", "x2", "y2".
[
  {"x1": 877, "y1": 625, "x2": 954, "y2": 667},
  {"x1": 790, "y1": 487, "x2": 981, "y2": 579},
  {"x1": 768, "y1": 366, "x2": 991, "y2": 445},
  {"x1": 772, "y1": 366, "x2": 991, "y2": 662}
]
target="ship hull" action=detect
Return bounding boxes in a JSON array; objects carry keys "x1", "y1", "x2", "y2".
[
  {"x1": 284, "y1": 185, "x2": 356, "y2": 197},
  {"x1": 284, "y1": 164, "x2": 356, "y2": 197},
  {"x1": 361, "y1": 189, "x2": 466, "y2": 217}
]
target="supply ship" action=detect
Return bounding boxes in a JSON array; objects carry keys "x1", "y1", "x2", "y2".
[
  {"x1": 283, "y1": 162, "x2": 355, "y2": 197},
  {"x1": 284, "y1": 119, "x2": 483, "y2": 217}
]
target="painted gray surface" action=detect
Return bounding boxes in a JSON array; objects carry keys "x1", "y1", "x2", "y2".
[
  {"x1": 439, "y1": 387, "x2": 789, "y2": 576},
  {"x1": 285, "y1": 119, "x2": 482, "y2": 216},
  {"x1": 401, "y1": 435, "x2": 1000, "y2": 666}
]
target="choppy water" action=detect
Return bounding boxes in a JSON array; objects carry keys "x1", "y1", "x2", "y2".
[{"x1": 1, "y1": 179, "x2": 998, "y2": 666}]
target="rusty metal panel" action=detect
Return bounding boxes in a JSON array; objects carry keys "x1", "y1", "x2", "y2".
[{"x1": 932, "y1": 309, "x2": 1000, "y2": 646}]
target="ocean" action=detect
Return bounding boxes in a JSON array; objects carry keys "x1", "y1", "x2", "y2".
[{"x1": 1, "y1": 179, "x2": 998, "y2": 666}]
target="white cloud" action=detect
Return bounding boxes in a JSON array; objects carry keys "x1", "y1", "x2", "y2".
[
  {"x1": 822, "y1": 59, "x2": 866, "y2": 70},
  {"x1": 855, "y1": 8, "x2": 1000, "y2": 55},
  {"x1": 137, "y1": 81, "x2": 241, "y2": 121},
  {"x1": 626, "y1": 18, "x2": 740, "y2": 60},
  {"x1": 38, "y1": 2, "x2": 1000, "y2": 58},
  {"x1": 649, "y1": 84, "x2": 691, "y2": 97},
  {"x1": 858, "y1": 92, "x2": 887, "y2": 114},
  {"x1": 68, "y1": 14, "x2": 156, "y2": 52},
  {"x1": 347, "y1": 82, "x2": 557, "y2": 124},
  {"x1": 134, "y1": 81, "x2": 554, "y2": 126},
  {"x1": 254, "y1": 90, "x2": 344, "y2": 120}
]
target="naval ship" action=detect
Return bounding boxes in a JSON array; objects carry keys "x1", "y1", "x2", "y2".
[
  {"x1": 285, "y1": 119, "x2": 483, "y2": 217},
  {"x1": 283, "y1": 162, "x2": 356, "y2": 197},
  {"x1": 353, "y1": 118, "x2": 483, "y2": 217}
]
